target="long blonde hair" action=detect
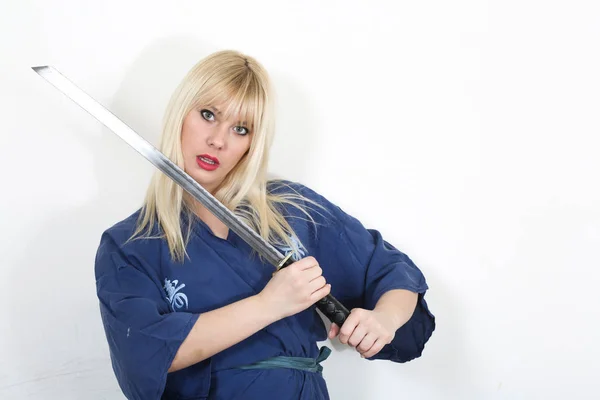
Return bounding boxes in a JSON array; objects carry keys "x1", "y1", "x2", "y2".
[{"x1": 130, "y1": 50, "x2": 324, "y2": 263}]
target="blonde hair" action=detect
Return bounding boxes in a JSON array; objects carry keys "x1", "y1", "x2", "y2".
[{"x1": 130, "y1": 50, "x2": 324, "y2": 263}]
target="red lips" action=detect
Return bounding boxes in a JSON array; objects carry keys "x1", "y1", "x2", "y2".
[
  {"x1": 196, "y1": 154, "x2": 220, "y2": 171},
  {"x1": 198, "y1": 154, "x2": 219, "y2": 164}
]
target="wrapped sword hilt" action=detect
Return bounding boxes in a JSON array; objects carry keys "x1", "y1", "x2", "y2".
[{"x1": 278, "y1": 253, "x2": 350, "y2": 326}]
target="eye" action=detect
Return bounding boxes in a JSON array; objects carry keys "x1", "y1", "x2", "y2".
[
  {"x1": 233, "y1": 126, "x2": 249, "y2": 136},
  {"x1": 200, "y1": 109, "x2": 215, "y2": 121}
]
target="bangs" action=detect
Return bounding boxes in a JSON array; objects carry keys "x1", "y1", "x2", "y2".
[{"x1": 196, "y1": 70, "x2": 264, "y2": 128}]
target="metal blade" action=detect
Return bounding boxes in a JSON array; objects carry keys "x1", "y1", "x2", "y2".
[{"x1": 32, "y1": 66, "x2": 284, "y2": 267}]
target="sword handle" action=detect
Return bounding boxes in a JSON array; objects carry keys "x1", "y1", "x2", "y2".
[
  {"x1": 316, "y1": 294, "x2": 350, "y2": 326},
  {"x1": 280, "y1": 255, "x2": 350, "y2": 326}
]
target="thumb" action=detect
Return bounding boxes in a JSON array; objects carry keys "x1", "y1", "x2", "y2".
[{"x1": 328, "y1": 323, "x2": 340, "y2": 339}]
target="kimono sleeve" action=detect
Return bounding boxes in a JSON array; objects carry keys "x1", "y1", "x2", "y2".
[
  {"x1": 296, "y1": 184, "x2": 435, "y2": 363},
  {"x1": 95, "y1": 234, "x2": 202, "y2": 400},
  {"x1": 342, "y1": 219, "x2": 436, "y2": 363}
]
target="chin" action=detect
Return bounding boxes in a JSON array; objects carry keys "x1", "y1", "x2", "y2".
[{"x1": 196, "y1": 175, "x2": 221, "y2": 193}]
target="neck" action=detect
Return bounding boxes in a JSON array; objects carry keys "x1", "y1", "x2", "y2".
[{"x1": 189, "y1": 198, "x2": 229, "y2": 239}]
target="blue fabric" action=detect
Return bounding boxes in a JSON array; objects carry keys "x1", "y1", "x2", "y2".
[{"x1": 94, "y1": 180, "x2": 435, "y2": 399}]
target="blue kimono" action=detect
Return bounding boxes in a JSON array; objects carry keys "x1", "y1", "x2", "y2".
[{"x1": 95, "y1": 181, "x2": 435, "y2": 399}]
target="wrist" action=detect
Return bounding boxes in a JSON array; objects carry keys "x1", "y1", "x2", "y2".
[
  {"x1": 374, "y1": 289, "x2": 418, "y2": 330},
  {"x1": 253, "y1": 293, "x2": 282, "y2": 324},
  {"x1": 373, "y1": 306, "x2": 403, "y2": 331}
]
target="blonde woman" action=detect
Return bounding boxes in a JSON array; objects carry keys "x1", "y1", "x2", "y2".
[{"x1": 95, "y1": 50, "x2": 435, "y2": 400}]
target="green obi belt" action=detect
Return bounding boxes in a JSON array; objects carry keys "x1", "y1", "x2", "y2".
[{"x1": 235, "y1": 346, "x2": 332, "y2": 374}]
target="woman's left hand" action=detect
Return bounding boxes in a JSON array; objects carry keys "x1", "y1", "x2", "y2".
[{"x1": 328, "y1": 308, "x2": 398, "y2": 359}]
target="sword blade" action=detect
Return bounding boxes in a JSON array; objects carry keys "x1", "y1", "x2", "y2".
[{"x1": 32, "y1": 66, "x2": 284, "y2": 267}]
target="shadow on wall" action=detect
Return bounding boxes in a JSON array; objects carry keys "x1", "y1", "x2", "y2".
[{"x1": 4, "y1": 36, "x2": 328, "y2": 399}]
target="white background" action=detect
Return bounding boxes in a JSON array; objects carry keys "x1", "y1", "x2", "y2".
[{"x1": 1, "y1": 0, "x2": 599, "y2": 399}]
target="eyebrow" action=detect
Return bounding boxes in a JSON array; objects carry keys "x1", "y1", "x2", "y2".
[{"x1": 207, "y1": 105, "x2": 250, "y2": 126}]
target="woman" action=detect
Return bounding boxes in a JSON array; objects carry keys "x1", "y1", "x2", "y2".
[{"x1": 95, "y1": 50, "x2": 435, "y2": 399}]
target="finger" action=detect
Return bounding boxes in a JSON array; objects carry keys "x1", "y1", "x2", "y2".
[
  {"x1": 295, "y1": 256, "x2": 319, "y2": 271},
  {"x1": 328, "y1": 323, "x2": 340, "y2": 339},
  {"x1": 308, "y1": 276, "x2": 326, "y2": 293},
  {"x1": 304, "y1": 265, "x2": 323, "y2": 282},
  {"x1": 310, "y1": 283, "x2": 331, "y2": 302},
  {"x1": 362, "y1": 339, "x2": 386, "y2": 359},
  {"x1": 347, "y1": 324, "x2": 368, "y2": 348},
  {"x1": 338, "y1": 312, "x2": 360, "y2": 345},
  {"x1": 356, "y1": 332, "x2": 377, "y2": 354}
]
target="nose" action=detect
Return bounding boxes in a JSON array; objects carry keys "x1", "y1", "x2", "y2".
[{"x1": 207, "y1": 124, "x2": 228, "y2": 150}]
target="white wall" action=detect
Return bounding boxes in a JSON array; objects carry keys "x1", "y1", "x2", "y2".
[{"x1": 1, "y1": 0, "x2": 599, "y2": 399}]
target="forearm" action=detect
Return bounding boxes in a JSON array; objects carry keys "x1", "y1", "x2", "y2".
[
  {"x1": 374, "y1": 289, "x2": 418, "y2": 330},
  {"x1": 169, "y1": 294, "x2": 277, "y2": 372}
]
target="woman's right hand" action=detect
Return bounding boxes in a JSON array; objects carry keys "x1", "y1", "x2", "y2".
[{"x1": 258, "y1": 256, "x2": 331, "y2": 320}]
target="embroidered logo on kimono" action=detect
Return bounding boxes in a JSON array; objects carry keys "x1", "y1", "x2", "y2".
[
  {"x1": 278, "y1": 234, "x2": 307, "y2": 261},
  {"x1": 164, "y1": 278, "x2": 189, "y2": 310}
]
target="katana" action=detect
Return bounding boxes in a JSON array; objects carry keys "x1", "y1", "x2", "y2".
[{"x1": 32, "y1": 65, "x2": 349, "y2": 326}]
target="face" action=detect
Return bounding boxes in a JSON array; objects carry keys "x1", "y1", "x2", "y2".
[{"x1": 181, "y1": 105, "x2": 252, "y2": 194}]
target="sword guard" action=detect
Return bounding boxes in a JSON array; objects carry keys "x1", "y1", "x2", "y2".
[
  {"x1": 277, "y1": 251, "x2": 295, "y2": 269},
  {"x1": 273, "y1": 251, "x2": 295, "y2": 276}
]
